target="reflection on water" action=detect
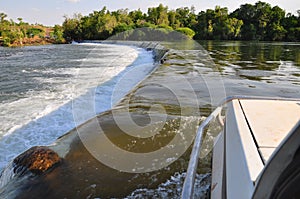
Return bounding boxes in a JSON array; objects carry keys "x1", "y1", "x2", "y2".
[
  {"x1": 198, "y1": 41, "x2": 300, "y2": 98},
  {"x1": 200, "y1": 41, "x2": 300, "y2": 81},
  {"x1": 202, "y1": 41, "x2": 300, "y2": 65}
]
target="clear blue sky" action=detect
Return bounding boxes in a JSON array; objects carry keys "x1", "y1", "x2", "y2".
[{"x1": 0, "y1": 0, "x2": 299, "y2": 26}]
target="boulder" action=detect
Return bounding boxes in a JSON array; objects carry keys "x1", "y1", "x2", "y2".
[{"x1": 13, "y1": 146, "x2": 62, "y2": 176}]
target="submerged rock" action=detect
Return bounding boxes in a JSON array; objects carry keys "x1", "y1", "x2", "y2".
[
  {"x1": 13, "y1": 146, "x2": 62, "y2": 176},
  {"x1": 0, "y1": 146, "x2": 63, "y2": 198}
]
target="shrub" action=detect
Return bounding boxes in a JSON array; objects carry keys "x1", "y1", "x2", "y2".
[
  {"x1": 175, "y1": 27, "x2": 195, "y2": 38},
  {"x1": 27, "y1": 28, "x2": 43, "y2": 37},
  {"x1": 3, "y1": 37, "x2": 11, "y2": 46}
]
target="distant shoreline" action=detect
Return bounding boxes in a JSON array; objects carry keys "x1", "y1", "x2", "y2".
[
  {"x1": 10, "y1": 39, "x2": 58, "y2": 48},
  {"x1": 1, "y1": 1, "x2": 299, "y2": 48},
  {"x1": 0, "y1": 36, "x2": 65, "y2": 47}
]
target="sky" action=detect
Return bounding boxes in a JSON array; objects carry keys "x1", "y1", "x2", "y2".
[{"x1": 0, "y1": 0, "x2": 299, "y2": 26}]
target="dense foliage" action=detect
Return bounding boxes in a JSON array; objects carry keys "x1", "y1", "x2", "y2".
[
  {"x1": 0, "y1": 13, "x2": 64, "y2": 47},
  {"x1": 1, "y1": 1, "x2": 300, "y2": 46},
  {"x1": 62, "y1": 1, "x2": 300, "y2": 42}
]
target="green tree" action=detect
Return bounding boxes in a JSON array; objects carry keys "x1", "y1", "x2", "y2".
[
  {"x1": 0, "y1": 13, "x2": 8, "y2": 23},
  {"x1": 52, "y1": 25, "x2": 65, "y2": 43},
  {"x1": 62, "y1": 13, "x2": 82, "y2": 42},
  {"x1": 112, "y1": 9, "x2": 133, "y2": 25},
  {"x1": 113, "y1": 23, "x2": 133, "y2": 34},
  {"x1": 193, "y1": 9, "x2": 215, "y2": 40},
  {"x1": 2, "y1": 29, "x2": 23, "y2": 46},
  {"x1": 231, "y1": 3, "x2": 257, "y2": 40},
  {"x1": 147, "y1": 4, "x2": 169, "y2": 26},
  {"x1": 168, "y1": 10, "x2": 180, "y2": 29},
  {"x1": 282, "y1": 13, "x2": 300, "y2": 41},
  {"x1": 266, "y1": 6, "x2": 286, "y2": 40},
  {"x1": 17, "y1": 17, "x2": 23, "y2": 25},
  {"x1": 268, "y1": 23, "x2": 286, "y2": 41},
  {"x1": 26, "y1": 28, "x2": 43, "y2": 37},
  {"x1": 128, "y1": 9, "x2": 144, "y2": 23},
  {"x1": 254, "y1": 1, "x2": 272, "y2": 40},
  {"x1": 57, "y1": 1, "x2": 300, "y2": 42},
  {"x1": 175, "y1": 7, "x2": 190, "y2": 27},
  {"x1": 0, "y1": 12, "x2": 9, "y2": 36},
  {"x1": 226, "y1": 18, "x2": 244, "y2": 39},
  {"x1": 212, "y1": 6, "x2": 229, "y2": 39},
  {"x1": 80, "y1": 16, "x2": 95, "y2": 39}
]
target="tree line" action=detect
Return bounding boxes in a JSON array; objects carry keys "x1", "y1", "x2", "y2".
[
  {"x1": 62, "y1": 1, "x2": 300, "y2": 42},
  {"x1": 0, "y1": 13, "x2": 64, "y2": 47},
  {"x1": 1, "y1": 1, "x2": 300, "y2": 46}
]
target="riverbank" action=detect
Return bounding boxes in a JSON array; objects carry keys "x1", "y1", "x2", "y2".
[
  {"x1": 0, "y1": 35, "x2": 62, "y2": 47},
  {"x1": 0, "y1": 21, "x2": 64, "y2": 47},
  {"x1": 8, "y1": 36, "x2": 57, "y2": 47}
]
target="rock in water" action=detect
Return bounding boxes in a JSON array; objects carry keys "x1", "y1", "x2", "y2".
[
  {"x1": 13, "y1": 146, "x2": 62, "y2": 176},
  {"x1": 0, "y1": 43, "x2": 211, "y2": 198}
]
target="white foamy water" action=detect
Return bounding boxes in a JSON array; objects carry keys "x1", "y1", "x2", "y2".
[
  {"x1": 0, "y1": 43, "x2": 155, "y2": 170},
  {"x1": 126, "y1": 172, "x2": 211, "y2": 198}
]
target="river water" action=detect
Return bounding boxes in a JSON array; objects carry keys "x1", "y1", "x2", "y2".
[
  {"x1": 200, "y1": 41, "x2": 300, "y2": 98},
  {"x1": 0, "y1": 41, "x2": 299, "y2": 198},
  {"x1": 122, "y1": 41, "x2": 300, "y2": 198},
  {"x1": 0, "y1": 43, "x2": 155, "y2": 170}
]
